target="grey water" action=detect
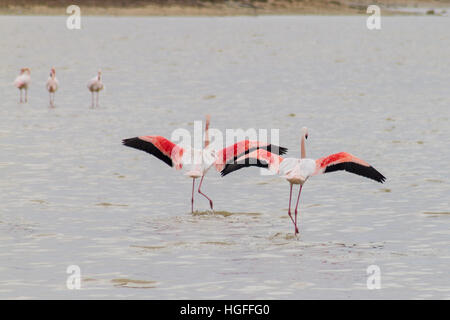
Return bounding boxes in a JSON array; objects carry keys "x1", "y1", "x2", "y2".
[{"x1": 0, "y1": 15, "x2": 449, "y2": 299}]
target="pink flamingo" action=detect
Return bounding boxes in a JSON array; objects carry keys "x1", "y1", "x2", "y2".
[
  {"x1": 122, "y1": 115, "x2": 287, "y2": 213},
  {"x1": 46, "y1": 67, "x2": 59, "y2": 108},
  {"x1": 220, "y1": 127, "x2": 386, "y2": 235},
  {"x1": 13, "y1": 68, "x2": 31, "y2": 103},
  {"x1": 87, "y1": 70, "x2": 104, "y2": 108}
]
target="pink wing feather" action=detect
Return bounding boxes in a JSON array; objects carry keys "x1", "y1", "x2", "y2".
[
  {"x1": 220, "y1": 149, "x2": 284, "y2": 176},
  {"x1": 122, "y1": 135, "x2": 185, "y2": 170},
  {"x1": 314, "y1": 152, "x2": 385, "y2": 183},
  {"x1": 214, "y1": 140, "x2": 287, "y2": 171}
]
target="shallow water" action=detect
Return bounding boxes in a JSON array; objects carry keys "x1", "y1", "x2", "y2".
[{"x1": 0, "y1": 15, "x2": 449, "y2": 299}]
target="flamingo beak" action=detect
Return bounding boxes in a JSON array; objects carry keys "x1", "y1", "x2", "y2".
[{"x1": 305, "y1": 134, "x2": 308, "y2": 140}]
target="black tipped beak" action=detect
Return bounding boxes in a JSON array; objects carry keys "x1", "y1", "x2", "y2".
[{"x1": 305, "y1": 134, "x2": 308, "y2": 140}]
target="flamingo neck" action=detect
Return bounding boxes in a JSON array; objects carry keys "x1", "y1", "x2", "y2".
[
  {"x1": 204, "y1": 121, "x2": 210, "y2": 149},
  {"x1": 301, "y1": 135, "x2": 306, "y2": 159}
]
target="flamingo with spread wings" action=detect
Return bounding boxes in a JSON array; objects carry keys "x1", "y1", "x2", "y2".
[
  {"x1": 220, "y1": 127, "x2": 386, "y2": 235},
  {"x1": 122, "y1": 115, "x2": 288, "y2": 213}
]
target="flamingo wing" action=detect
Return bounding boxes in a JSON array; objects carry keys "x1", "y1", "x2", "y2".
[
  {"x1": 220, "y1": 149, "x2": 284, "y2": 177},
  {"x1": 214, "y1": 140, "x2": 287, "y2": 172},
  {"x1": 122, "y1": 136, "x2": 184, "y2": 169},
  {"x1": 315, "y1": 152, "x2": 386, "y2": 183}
]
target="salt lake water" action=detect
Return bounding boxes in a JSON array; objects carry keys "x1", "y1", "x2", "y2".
[{"x1": 0, "y1": 15, "x2": 449, "y2": 299}]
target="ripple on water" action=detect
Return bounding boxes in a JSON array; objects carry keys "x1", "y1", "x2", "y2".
[
  {"x1": 111, "y1": 279, "x2": 157, "y2": 289},
  {"x1": 95, "y1": 202, "x2": 128, "y2": 207},
  {"x1": 191, "y1": 210, "x2": 261, "y2": 217},
  {"x1": 423, "y1": 211, "x2": 450, "y2": 215}
]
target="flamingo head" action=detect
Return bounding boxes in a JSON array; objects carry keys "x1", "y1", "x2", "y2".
[
  {"x1": 97, "y1": 70, "x2": 102, "y2": 80},
  {"x1": 21, "y1": 68, "x2": 31, "y2": 75},
  {"x1": 301, "y1": 126, "x2": 309, "y2": 140},
  {"x1": 50, "y1": 67, "x2": 56, "y2": 77}
]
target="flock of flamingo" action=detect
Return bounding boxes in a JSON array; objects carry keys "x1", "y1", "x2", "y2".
[
  {"x1": 14, "y1": 65, "x2": 386, "y2": 235},
  {"x1": 14, "y1": 66, "x2": 385, "y2": 235},
  {"x1": 13, "y1": 67, "x2": 104, "y2": 108},
  {"x1": 123, "y1": 115, "x2": 386, "y2": 236}
]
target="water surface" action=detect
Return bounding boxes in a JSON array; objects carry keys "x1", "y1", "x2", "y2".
[{"x1": 0, "y1": 15, "x2": 449, "y2": 299}]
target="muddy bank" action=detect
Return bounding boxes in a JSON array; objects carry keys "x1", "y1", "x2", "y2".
[{"x1": 0, "y1": 0, "x2": 448, "y2": 16}]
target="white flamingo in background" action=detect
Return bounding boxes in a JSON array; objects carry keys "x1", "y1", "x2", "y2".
[
  {"x1": 122, "y1": 115, "x2": 288, "y2": 213},
  {"x1": 13, "y1": 68, "x2": 31, "y2": 103},
  {"x1": 220, "y1": 127, "x2": 386, "y2": 235},
  {"x1": 87, "y1": 70, "x2": 104, "y2": 108},
  {"x1": 46, "y1": 67, "x2": 59, "y2": 108}
]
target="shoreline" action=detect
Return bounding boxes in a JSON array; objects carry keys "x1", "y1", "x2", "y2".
[{"x1": 0, "y1": 1, "x2": 449, "y2": 16}]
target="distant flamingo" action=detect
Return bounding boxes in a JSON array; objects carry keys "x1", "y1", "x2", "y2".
[
  {"x1": 13, "y1": 68, "x2": 31, "y2": 103},
  {"x1": 122, "y1": 115, "x2": 287, "y2": 213},
  {"x1": 220, "y1": 127, "x2": 386, "y2": 235},
  {"x1": 46, "y1": 67, "x2": 59, "y2": 108},
  {"x1": 87, "y1": 70, "x2": 104, "y2": 108}
]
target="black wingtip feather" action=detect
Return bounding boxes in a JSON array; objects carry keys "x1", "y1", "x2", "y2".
[
  {"x1": 324, "y1": 162, "x2": 386, "y2": 183},
  {"x1": 122, "y1": 137, "x2": 134, "y2": 145},
  {"x1": 266, "y1": 144, "x2": 288, "y2": 156},
  {"x1": 221, "y1": 144, "x2": 286, "y2": 177},
  {"x1": 221, "y1": 158, "x2": 269, "y2": 177},
  {"x1": 122, "y1": 137, "x2": 173, "y2": 168}
]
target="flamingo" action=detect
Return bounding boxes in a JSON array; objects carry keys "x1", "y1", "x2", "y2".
[
  {"x1": 46, "y1": 67, "x2": 59, "y2": 108},
  {"x1": 122, "y1": 115, "x2": 288, "y2": 213},
  {"x1": 87, "y1": 70, "x2": 104, "y2": 108},
  {"x1": 13, "y1": 68, "x2": 31, "y2": 103},
  {"x1": 220, "y1": 127, "x2": 386, "y2": 235}
]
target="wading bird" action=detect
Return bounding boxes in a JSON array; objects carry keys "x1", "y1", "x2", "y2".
[
  {"x1": 46, "y1": 67, "x2": 59, "y2": 107},
  {"x1": 13, "y1": 68, "x2": 31, "y2": 103},
  {"x1": 220, "y1": 127, "x2": 386, "y2": 235},
  {"x1": 87, "y1": 70, "x2": 104, "y2": 108},
  {"x1": 122, "y1": 115, "x2": 287, "y2": 213}
]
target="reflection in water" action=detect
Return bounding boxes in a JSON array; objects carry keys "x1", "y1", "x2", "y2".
[{"x1": 0, "y1": 16, "x2": 449, "y2": 299}]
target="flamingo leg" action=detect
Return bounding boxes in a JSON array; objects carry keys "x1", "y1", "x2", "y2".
[
  {"x1": 288, "y1": 184, "x2": 296, "y2": 232},
  {"x1": 25, "y1": 88, "x2": 28, "y2": 103},
  {"x1": 91, "y1": 92, "x2": 94, "y2": 108},
  {"x1": 198, "y1": 175, "x2": 213, "y2": 211},
  {"x1": 19, "y1": 89, "x2": 22, "y2": 103},
  {"x1": 96, "y1": 92, "x2": 99, "y2": 107},
  {"x1": 191, "y1": 178, "x2": 196, "y2": 214},
  {"x1": 294, "y1": 185, "x2": 302, "y2": 235}
]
